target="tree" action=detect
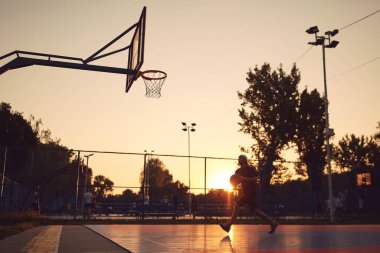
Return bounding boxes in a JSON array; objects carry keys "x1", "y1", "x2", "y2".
[
  {"x1": 0, "y1": 102, "x2": 72, "y2": 188},
  {"x1": 0, "y1": 102, "x2": 86, "y2": 213},
  {"x1": 0, "y1": 102, "x2": 38, "y2": 187},
  {"x1": 0, "y1": 102, "x2": 38, "y2": 147},
  {"x1": 121, "y1": 189, "x2": 138, "y2": 201},
  {"x1": 238, "y1": 63, "x2": 300, "y2": 191},
  {"x1": 295, "y1": 88, "x2": 326, "y2": 213},
  {"x1": 333, "y1": 134, "x2": 375, "y2": 171},
  {"x1": 374, "y1": 122, "x2": 380, "y2": 141},
  {"x1": 369, "y1": 123, "x2": 380, "y2": 169},
  {"x1": 93, "y1": 175, "x2": 114, "y2": 201},
  {"x1": 332, "y1": 130, "x2": 380, "y2": 204},
  {"x1": 140, "y1": 157, "x2": 188, "y2": 203},
  {"x1": 296, "y1": 88, "x2": 326, "y2": 192}
]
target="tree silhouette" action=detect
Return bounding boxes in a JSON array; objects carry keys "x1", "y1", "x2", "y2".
[
  {"x1": 238, "y1": 63, "x2": 300, "y2": 191},
  {"x1": 140, "y1": 157, "x2": 188, "y2": 203},
  {"x1": 295, "y1": 88, "x2": 326, "y2": 213},
  {"x1": 333, "y1": 134, "x2": 375, "y2": 171},
  {"x1": 93, "y1": 175, "x2": 114, "y2": 201},
  {"x1": 296, "y1": 88, "x2": 326, "y2": 190}
]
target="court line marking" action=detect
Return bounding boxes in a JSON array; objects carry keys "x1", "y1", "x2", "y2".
[{"x1": 21, "y1": 225, "x2": 62, "y2": 253}]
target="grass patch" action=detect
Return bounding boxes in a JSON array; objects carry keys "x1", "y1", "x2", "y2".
[
  {"x1": 0, "y1": 222, "x2": 37, "y2": 240},
  {"x1": 0, "y1": 211, "x2": 48, "y2": 240}
]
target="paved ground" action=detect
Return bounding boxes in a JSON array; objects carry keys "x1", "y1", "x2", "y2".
[
  {"x1": 0, "y1": 225, "x2": 128, "y2": 253},
  {"x1": 1, "y1": 224, "x2": 380, "y2": 252}
]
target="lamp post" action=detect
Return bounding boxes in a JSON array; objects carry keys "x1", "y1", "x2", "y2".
[
  {"x1": 306, "y1": 25, "x2": 338, "y2": 222},
  {"x1": 143, "y1": 150, "x2": 154, "y2": 197},
  {"x1": 182, "y1": 122, "x2": 196, "y2": 215},
  {"x1": 83, "y1": 154, "x2": 93, "y2": 195}
]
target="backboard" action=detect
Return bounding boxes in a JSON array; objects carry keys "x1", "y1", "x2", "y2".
[
  {"x1": 0, "y1": 7, "x2": 148, "y2": 94},
  {"x1": 126, "y1": 7, "x2": 146, "y2": 92}
]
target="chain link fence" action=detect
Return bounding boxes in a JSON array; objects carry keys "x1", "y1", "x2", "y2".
[
  {"x1": 0, "y1": 175, "x2": 31, "y2": 212},
  {"x1": 1, "y1": 146, "x2": 377, "y2": 220}
]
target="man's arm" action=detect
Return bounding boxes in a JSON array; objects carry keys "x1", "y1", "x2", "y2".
[
  {"x1": 241, "y1": 175, "x2": 257, "y2": 182},
  {"x1": 239, "y1": 167, "x2": 258, "y2": 182}
]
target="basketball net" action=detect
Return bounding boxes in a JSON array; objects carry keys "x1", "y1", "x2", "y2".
[{"x1": 140, "y1": 70, "x2": 167, "y2": 98}]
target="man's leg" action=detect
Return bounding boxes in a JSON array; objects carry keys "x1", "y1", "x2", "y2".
[
  {"x1": 220, "y1": 202, "x2": 240, "y2": 232},
  {"x1": 252, "y1": 208, "x2": 278, "y2": 234},
  {"x1": 228, "y1": 202, "x2": 241, "y2": 226},
  {"x1": 252, "y1": 208, "x2": 271, "y2": 223}
]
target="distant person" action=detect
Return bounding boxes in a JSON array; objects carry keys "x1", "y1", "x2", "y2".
[
  {"x1": 172, "y1": 193, "x2": 179, "y2": 220},
  {"x1": 31, "y1": 191, "x2": 40, "y2": 215},
  {"x1": 83, "y1": 189, "x2": 94, "y2": 219},
  {"x1": 357, "y1": 197, "x2": 364, "y2": 215},
  {"x1": 191, "y1": 196, "x2": 198, "y2": 219},
  {"x1": 220, "y1": 155, "x2": 278, "y2": 234},
  {"x1": 144, "y1": 194, "x2": 150, "y2": 206},
  {"x1": 324, "y1": 196, "x2": 338, "y2": 217}
]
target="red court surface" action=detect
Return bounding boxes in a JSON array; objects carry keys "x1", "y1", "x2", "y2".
[{"x1": 86, "y1": 224, "x2": 380, "y2": 252}]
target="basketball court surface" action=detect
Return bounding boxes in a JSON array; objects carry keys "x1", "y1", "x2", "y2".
[{"x1": 1, "y1": 224, "x2": 380, "y2": 252}]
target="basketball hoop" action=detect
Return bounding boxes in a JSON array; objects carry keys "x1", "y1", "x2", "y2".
[{"x1": 138, "y1": 70, "x2": 167, "y2": 98}]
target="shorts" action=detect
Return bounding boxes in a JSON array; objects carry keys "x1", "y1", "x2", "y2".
[{"x1": 236, "y1": 194, "x2": 258, "y2": 209}]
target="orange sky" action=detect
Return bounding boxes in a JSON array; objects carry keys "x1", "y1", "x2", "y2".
[{"x1": 0, "y1": 1, "x2": 379, "y2": 193}]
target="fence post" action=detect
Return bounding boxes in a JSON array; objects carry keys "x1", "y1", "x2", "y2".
[
  {"x1": 141, "y1": 153, "x2": 147, "y2": 220},
  {"x1": 204, "y1": 157, "x2": 207, "y2": 220},
  {"x1": 74, "y1": 151, "x2": 81, "y2": 220},
  {"x1": 1, "y1": 147, "x2": 7, "y2": 200}
]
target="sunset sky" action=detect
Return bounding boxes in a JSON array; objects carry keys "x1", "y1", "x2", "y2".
[{"x1": 1, "y1": 1, "x2": 379, "y2": 193}]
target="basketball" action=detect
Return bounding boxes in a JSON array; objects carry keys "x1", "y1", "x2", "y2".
[{"x1": 230, "y1": 174, "x2": 242, "y2": 187}]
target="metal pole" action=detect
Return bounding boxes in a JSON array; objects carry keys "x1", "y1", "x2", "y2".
[
  {"x1": 181, "y1": 122, "x2": 196, "y2": 216},
  {"x1": 1, "y1": 147, "x2": 8, "y2": 199},
  {"x1": 142, "y1": 153, "x2": 147, "y2": 220},
  {"x1": 83, "y1": 154, "x2": 93, "y2": 196},
  {"x1": 74, "y1": 151, "x2": 80, "y2": 220},
  {"x1": 84, "y1": 156, "x2": 89, "y2": 194},
  {"x1": 81, "y1": 154, "x2": 93, "y2": 215},
  {"x1": 204, "y1": 157, "x2": 207, "y2": 220},
  {"x1": 322, "y1": 43, "x2": 334, "y2": 222},
  {"x1": 188, "y1": 127, "x2": 191, "y2": 215}
]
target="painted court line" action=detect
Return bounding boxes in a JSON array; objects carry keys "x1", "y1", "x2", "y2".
[{"x1": 21, "y1": 225, "x2": 62, "y2": 253}]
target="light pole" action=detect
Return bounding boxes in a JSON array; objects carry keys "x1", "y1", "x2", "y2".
[
  {"x1": 306, "y1": 25, "x2": 338, "y2": 222},
  {"x1": 143, "y1": 150, "x2": 154, "y2": 197},
  {"x1": 182, "y1": 122, "x2": 196, "y2": 215},
  {"x1": 83, "y1": 154, "x2": 93, "y2": 195}
]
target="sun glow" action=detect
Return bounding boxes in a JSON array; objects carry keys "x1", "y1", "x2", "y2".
[{"x1": 208, "y1": 170, "x2": 234, "y2": 191}]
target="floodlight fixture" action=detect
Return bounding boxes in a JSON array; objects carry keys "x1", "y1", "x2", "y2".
[
  {"x1": 182, "y1": 128, "x2": 187, "y2": 131},
  {"x1": 325, "y1": 29, "x2": 339, "y2": 37},
  {"x1": 317, "y1": 38, "x2": 325, "y2": 45},
  {"x1": 182, "y1": 122, "x2": 186, "y2": 126},
  {"x1": 326, "y1": 40, "x2": 339, "y2": 48},
  {"x1": 191, "y1": 123, "x2": 196, "y2": 126},
  {"x1": 306, "y1": 26, "x2": 319, "y2": 34},
  {"x1": 308, "y1": 37, "x2": 324, "y2": 46}
]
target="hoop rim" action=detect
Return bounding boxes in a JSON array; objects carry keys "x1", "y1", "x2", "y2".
[{"x1": 138, "y1": 70, "x2": 167, "y2": 81}]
